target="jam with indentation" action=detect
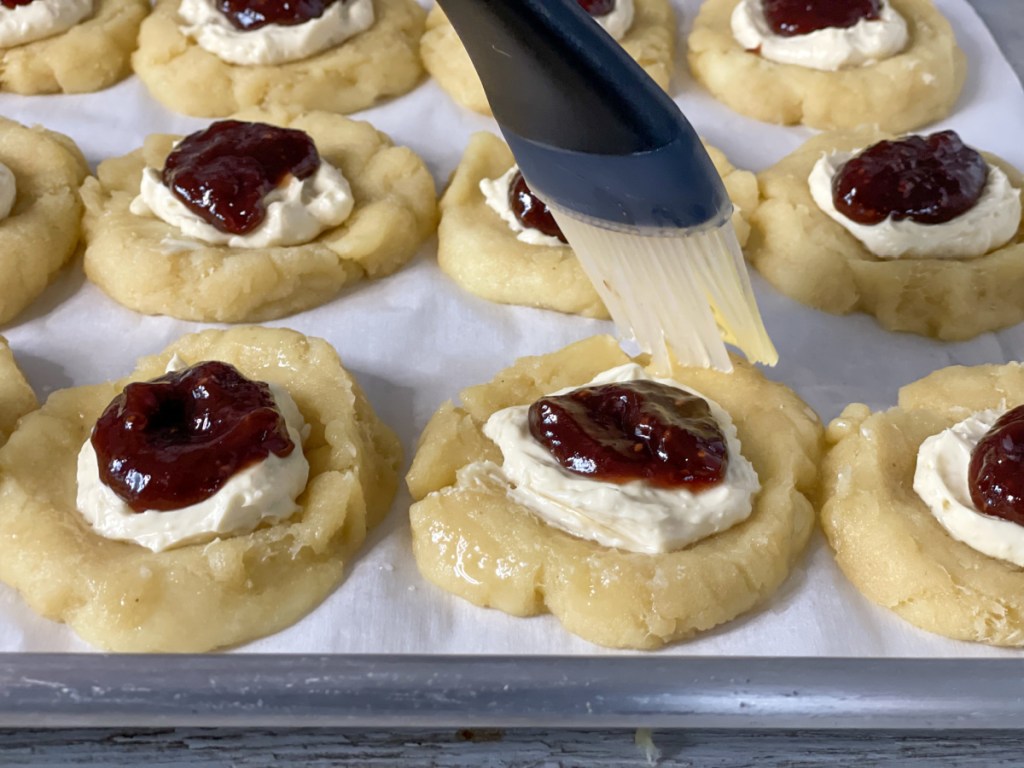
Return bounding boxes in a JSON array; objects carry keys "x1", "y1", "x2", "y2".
[
  {"x1": 578, "y1": 0, "x2": 616, "y2": 17},
  {"x1": 508, "y1": 171, "x2": 568, "y2": 244},
  {"x1": 528, "y1": 380, "x2": 729, "y2": 489},
  {"x1": 91, "y1": 361, "x2": 295, "y2": 513},
  {"x1": 761, "y1": 0, "x2": 880, "y2": 37},
  {"x1": 162, "y1": 120, "x2": 321, "y2": 236},
  {"x1": 968, "y1": 405, "x2": 1024, "y2": 526},
  {"x1": 832, "y1": 131, "x2": 988, "y2": 226},
  {"x1": 216, "y1": 0, "x2": 342, "y2": 31},
  {"x1": 0, "y1": 0, "x2": 36, "y2": 8}
]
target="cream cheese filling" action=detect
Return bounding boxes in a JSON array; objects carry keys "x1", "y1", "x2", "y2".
[
  {"x1": 591, "y1": 0, "x2": 634, "y2": 41},
  {"x1": 479, "y1": 165, "x2": 566, "y2": 248},
  {"x1": 809, "y1": 151, "x2": 1022, "y2": 260},
  {"x1": 75, "y1": 356, "x2": 310, "y2": 553},
  {"x1": 464, "y1": 363, "x2": 760, "y2": 555},
  {"x1": 730, "y1": 0, "x2": 907, "y2": 71},
  {"x1": 130, "y1": 158, "x2": 355, "y2": 249},
  {"x1": 178, "y1": 0, "x2": 375, "y2": 66},
  {"x1": 0, "y1": 0, "x2": 92, "y2": 48},
  {"x1": 914, "y1": 407, "x2": 1024, "y2": 568}
]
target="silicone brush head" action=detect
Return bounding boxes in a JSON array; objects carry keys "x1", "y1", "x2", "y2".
[{"x1": 436, "y1": 0, "x2": 777, "y2": 371}]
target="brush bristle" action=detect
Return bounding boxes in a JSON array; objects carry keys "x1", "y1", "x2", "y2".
[{"x1": 553, "y1": 216, "x2": 778, "y2": 373}]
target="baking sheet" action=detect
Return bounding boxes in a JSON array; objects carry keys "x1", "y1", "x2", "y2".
[{"x1": 1, "y1": 0, "x2": 1022, "y2": 657}]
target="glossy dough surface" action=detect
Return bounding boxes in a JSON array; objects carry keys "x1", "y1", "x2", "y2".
[
  {"x1": 133, "y1": 0, "x2": 424, "y2": 116},
  {"x1": 406, "y1": 335, "x2": 822, "y2": 649},
  {"x1": 0, "y1": 117, "x2": 89, "y2": 326},
  {"x1": 0, "y1": 337, "x2": 37, "y2": 445},
  {"x1": 421, "y1": 0, "x2": 675, "y2": 116},
  {"x1": 747, "y1": 129, "x2": 1024, "y2": 339},
  {"x1": 687, "y1": 0, "x2": 965, "y2": 131},
  {"x1": 0, "y1": 327, "x2": 401, "y2": 652},
  {"x1": 1, "y1": 0, "x2": 148, "y2": 94},
  {"x1": 81, "y1": 107, "x2": 438, "y2": 322},
  {"x1": 437, "y1": 132, "x2": 759, "y2": 318},
  {"x1": 822, "y1": 364, "x2": 1024, "y2": 646}
]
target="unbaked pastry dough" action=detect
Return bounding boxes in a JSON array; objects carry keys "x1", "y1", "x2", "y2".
[
  {"x1": 421, "y1": 0, "x2": 675, "y2": 116},
  {"x1": 0, "y1": 337, "x2": 37, "y2": 446},
  {"x1": 406, "y1": 335, "x2": 822, "y2": 649},
  {"x1": 687, "y1": 0, "x2": 965, "y2": 132},
  {"x1": 437, "y1": 132, "x2": 759, "y2": 318},
  {"x1": 747, "y1": 129, "x2": 1024, "y2": 340},
  {"x1": 0, "y1": 326, "x2": 401, "y2": 652},
  {"x1": 0, "y1": 117, "x2": 89, "y2": 326},
  {"x1": 81, "y1": 107, "x2": 438, "y2": 323},
  {"x1": 0, "y1": 0, "x2": 148, "y2": 94},
  {"x1": 133, "y1": 0, "x2": 425, "y2": 117},
  {"x1": 822, "y1": 363, "x2": 1024, "y2": 646}
]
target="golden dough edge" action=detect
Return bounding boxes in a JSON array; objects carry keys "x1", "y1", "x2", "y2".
[
  {"x1": 0, "y1": 326, "x2": 400, "y2": 652},
  {"x1": 686, "y1": 0, "x2": 965, "y2": 132},
  {"x1": 422, "y1": 0, "x2": 677, "y2": 116},
  {"x1": 436, "y1": 132, "x2": 757, "y2": 319},
  {"x1": 80, "y1": 107, "x2": 437, "y2": 323},
  {"x1": 747, "y1": 128, "x2": 1024, "y2": 339},
  {"x1": 821, "y1": 363, "x2": 1024, "y2": 646},
  {"x1": 407, "y1": 335, "x2": 822, "y2": 649},
  {"x1": 0, "y1": 337, "x2": 38, "y2": 445},
  {"x1": 0, "y1": 118, "x2": 89, "y2": 325},
  {"x1": 132, "y1": 0, "x2": 425, "y2": 117}
]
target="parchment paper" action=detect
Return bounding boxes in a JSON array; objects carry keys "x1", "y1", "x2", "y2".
[{"x1": 0, "y1": 0, "x2": 1022, "y2": 657}]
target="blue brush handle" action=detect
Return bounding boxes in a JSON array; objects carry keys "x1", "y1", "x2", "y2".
[{"x1": 436, "y1": 0, "x2": 731, "y2": 230}]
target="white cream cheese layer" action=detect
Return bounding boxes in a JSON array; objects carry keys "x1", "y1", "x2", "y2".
[
  {"x1": 0, "y1": 0, "x2": 92, "y2": 48},
  {"x1": 179, "y1": 0, "x2": 374, "y2": 65},
  {"x1": 479, "y1": 165, "x2": 565, "y2": 248},
  {"x1": 130, "y1": 160, "x2": 354, "y2": 249},
  {"x1": 591, "y1": 0, "x2": 634, "y2": 41},
  {"x1": 809, "y1": 151, "x2": 1022, "y2": 259},
  {"x1": 76, "y1": 357, "x2": 310, "y2": 553},
  {"x1": 914, "y1": 407, "x2": 1024, "y2": 568},
  {"x1": 731, "y1": 0, "x2": 907, "y2": 71},
  {"x1": 467, "y1": 363, "x2": 760, "y2": 555},
  {"x1": 0, "y1": 162, "x2": 16, "y2": 222}
]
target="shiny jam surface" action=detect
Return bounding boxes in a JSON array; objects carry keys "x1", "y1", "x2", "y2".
[
  {"x1": 968, "y1": 405, "x2": 1024, "y2": 526},
  {"x1": 216, "y1": 0, "x2": 341, "y2": 31},
  {"x1": 761, "y1": 0, "x2": 881, "y2": 36},
  {"x1": 527, "y1": 380, "x2": 729, "y2": 489},
  {"x1": 0, "y1": 0, "x2": 36, "y2": 8},
  {"x1": 162, "y1": 120, "x2": 321, "y2": 236},
  {"x1": 832, "y1": 131, "x2": 988, "y2": 226},
  {"x1": 577, "y1": 0, "x2": 616, "y2": 17},
  {"x1": 508, "y1": 171, "x2": 568, "y2": 244},
  {"x1": 91, "y1": 361, "x2": 295, "y2": 513}
]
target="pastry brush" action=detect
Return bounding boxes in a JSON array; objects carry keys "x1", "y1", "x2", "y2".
[{"x1": 435, "y1": 0, "x2": 777, "y2": 372}]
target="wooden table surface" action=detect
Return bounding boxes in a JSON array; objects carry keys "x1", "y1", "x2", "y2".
[{"x1": 2, "y1": 1, "x2": 1021, "y2": 765}]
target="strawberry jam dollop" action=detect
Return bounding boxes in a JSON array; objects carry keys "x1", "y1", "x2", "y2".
[
  {"x1": 508, "y1": 170, "x2": 568, "y2": 244},
  {"x1": 832, "y1": 130, "x2": 988, "y2": 226},
  {"x1": 162, "y1": 120, "x2": 321, "y2": 236},
  {"x1": 528, "y1": 380, "x2": 729, "y2": 489},
  {"x1": 968, "y1": 405, "x2": 1024, "y2": 526},
  {"x1": 216, "y1": 0, "x2": 342, "y2": 31},
  {"x1": 578, "y1": 0, "x2": 616, "y2": 16},
  {"x1": 0, "y1": 0, "x2": 37, "y2": 8},
  {"x1": 761, "y1": 0, "x2": 881, "y2": 37},
  {"x1": 90, "y1": 361, "x2": 295, "y2": 513}
]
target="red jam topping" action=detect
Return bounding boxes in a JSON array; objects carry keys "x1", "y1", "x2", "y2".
[
  {"x1": 0, "y1": 0, "x2": 36, "y2": 8},
  {"x1": 761, "y1": 0, "x2": 881, "y2": 37},
  {"x1": 832, "y1": 131, "x2": 988, "y2": 226},
  {"x1": 528, "y1": 380, "x2": 729, "y2": 489},
  {"x1": 578, "y1": 0, "x2": 616, "y2": 17},
  {"x1": 216, "y1": 0, "x2": 342, "y2": 31},
  {"x1": 508, "y1": 171, "x2": 568, "y2": 244},
  {"x1": 91, "y1": 361, "x2": 295, "y2": 513},
  {"x1": 968, "y1": 405, "x2": 1024, "y2": 526},
  {"x1": 162, "y1": 120, "x2": 321, "y2": 236}
]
